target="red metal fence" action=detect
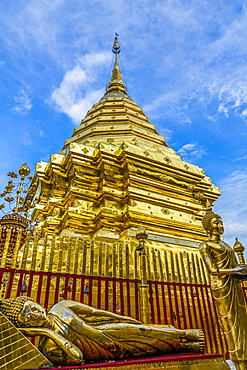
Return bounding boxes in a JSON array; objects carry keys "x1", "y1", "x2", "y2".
[
  {"x1": 0, "y1": 268, "x2": 230, "y2": 356},
  {"x1": 148, "y1": 281, "x2": 228, "y2": 355},
  {"x1": 0, "y1": 268, "x2": 140, "y2": 319}
]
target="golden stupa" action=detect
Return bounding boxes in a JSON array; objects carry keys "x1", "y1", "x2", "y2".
[
  {"x1": 23, "y1": 35, "x2": 221, "y2": 278},
  {"x1": 0, "y1": 35, "x2": 232, "y2": 370}
]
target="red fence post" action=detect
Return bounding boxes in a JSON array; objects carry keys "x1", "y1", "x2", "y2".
[
  {"x1": 36, "y1": 274, "x2": 43, "y2": 304},
  {"x1": 105, "y1": 280, "x2": 109, "y2": 311},
  {"x1": 27, "y1": 272, "x2": 34, "y2": 297},
  {"x1": 148, "y1": 282, "x2": 155, "y2": 324},
  {"x1": 71, "y1": 276, "x2": 77, "y2": 302},
  {"x1": 97, "y1": 278, "x2": 101, "y2": 310},
  {"x1": 88, "y1": 277, "x2": 93, "y2": 307},
  {"x1": 173, "y1": 283, "x2": 181, "y2": 328},
  {"x1": 16, "y1": 272, "x2": 24, "y2": 297},
  {"x1": 154, "y1": 282, "x2": 161, "y2": 325},
  {"x1": 126, "y1": 281, "x2": 131, "y2": 317},
  {"x1": 160, "y1": 283, "x2": 168, "y2": 325},
  {"x1": 134, "y1": 280, "x2": 139, "y2": 321},
  {"x1": 6, "y1": 271, "x2": 14, "y2": 298},
  {"x1": 178, "y1": 284, "x2": 187, "y2": 329},
  {"x1": 54, "y1": 275, "x2": 60, "y2": 305},
  {"x1": 120, "y1": 281, "x2": 125, "y2": 316}
]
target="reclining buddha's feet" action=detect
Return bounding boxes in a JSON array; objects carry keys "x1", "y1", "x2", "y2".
[
  {"x1": 178, "y1": 329, "x2": 205, "y2": 353},
  {"x1": 181, "y1": 329, "x2": 205, "y2": 342},
  {"x1": 179, "y1": 340, "x2": 205, "y2": 353}
]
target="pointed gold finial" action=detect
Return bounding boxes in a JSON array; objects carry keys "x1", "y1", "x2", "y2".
[
  {"x1": 112, "y1": 33, "x2": 121, "y2": 54},
  {"x1": 105, "y1": 34, "x2": 128, "y2": 96},
  {"x1": 14, "y1": 163, "x2": 30, "y2": 213},
  {"x1": 233, "y1": 237, "x2": 246, "y2": 264}
]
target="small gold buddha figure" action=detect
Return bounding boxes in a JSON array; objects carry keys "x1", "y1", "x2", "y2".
[
  {"x1": 199, "y1": 210, "x2": 247, "y2": 370},
  {"x1": 0, "y1": 296, "x2": 205, "y2": 366}
]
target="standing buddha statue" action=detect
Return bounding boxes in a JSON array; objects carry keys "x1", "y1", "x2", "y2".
[{"x1": 199, "y1": 210, "x2": 247, "y2": 370}]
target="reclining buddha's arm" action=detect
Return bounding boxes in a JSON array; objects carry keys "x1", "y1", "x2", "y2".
[
  {"x1": 20, "y1": 327, "x2": 83, "y2": 365},
  {"x1": 53, "y1": 300, "x2": 141, "y2": 325}
]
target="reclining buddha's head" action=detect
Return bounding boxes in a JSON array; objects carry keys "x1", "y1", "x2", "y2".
[{"x1": 0, "y1": 296, "x2": 47, "y2": 327}]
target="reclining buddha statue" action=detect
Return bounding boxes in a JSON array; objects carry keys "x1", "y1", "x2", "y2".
[{"x1": 0, "y1": 296, "x2": 205, "y2": 366}]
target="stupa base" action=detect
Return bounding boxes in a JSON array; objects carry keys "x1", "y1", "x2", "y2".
[{"x1": 32, "y1": 354, "x2": 229, "y2": 370}]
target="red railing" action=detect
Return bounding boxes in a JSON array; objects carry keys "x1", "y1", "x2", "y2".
[
  {"x1": 148, "y1": 281, "x2": 227, "y2": 355},
  {"x1": 0, "y1": 268, "x2": 228, "y2": 356},
  {"x1": 0, "y1": 268, "x2": 140, "y2": 320}
]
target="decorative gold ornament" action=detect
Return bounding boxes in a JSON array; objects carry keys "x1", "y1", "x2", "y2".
[
  {"x1": 0, "y1": 163, "x2": 31, "y2": 218},
  {"x1": 14, "y1": 163, "x2": 30, "y2": 213},
  {"x1": 7, "y1": 172, "x2": 18, "y2": 178},
  {"x1": 18, "y1": 163, "x2": 30, "y2": 177},
  {"x1": 4, "y1": 197, "x2": 15, "y2": 202},
  {"x1": 233, "y1": 238, "x2": 245, "y2": 265}
]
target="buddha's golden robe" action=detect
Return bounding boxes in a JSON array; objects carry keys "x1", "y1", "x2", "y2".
[{"x1": 39, "y1": 300, "x2": 187, "y2": 363}]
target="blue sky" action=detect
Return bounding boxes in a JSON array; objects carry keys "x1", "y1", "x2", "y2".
[{"x1": 1, "y1": 0, "x2": 247, "y2": 249}]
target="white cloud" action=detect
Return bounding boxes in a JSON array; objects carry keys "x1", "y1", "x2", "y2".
[
  {"x1": 1, "y1": 1, "x2": 66, "y2": 60},
  {"x1": 232, "y1": 154, "x2": 247, "y2": 162},
  {"x1": 50, "y1": 52, "x2": 111, "y2": 124},
  {"x1": 143, "y1": 92, "x2": 179, "y2": 114},
  {"x1": 177, "y1": 142, "x2": 207, "y2": 163},
  {"x1": 240, "y1": 109, "x2": 247, "y2": 121},
  {"x1": 20, "y1": 132, "x2": 32, "y2": 146},
  {"x1": 39, "y1": 130, "x2": 45, "y2": 137},
  {"x1": 158, "y1": 128, "x2": 172, "y2": 142},
  {"x1": 11, "y1": 89, "x2": 32, "y2": 115},
  {"x1": 2, "y1": 1, "x2": 247, "y2": 126},
  {"x1": 214, "y1": 171, "x2": 247, "y2": 253},
  {"x1": 136, "y1": 3, "x2": 247, "y2": 123},
  {"x1": 204, "y1": 67, "x2": 247, "y2": 120},
  {"x1": 143, "y1": 92, "x2": 193, "y2": 124}
]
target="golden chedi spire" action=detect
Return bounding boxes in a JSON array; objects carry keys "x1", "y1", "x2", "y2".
[
  {"x1": 26, "y1": 35, "x2": 221, "y2": 247},
  {"x1": 63, "y1": 33, "x2": 167, "y2": 150},
  {"x1": 105, "y1": 33, "x2": 128, "y2": 96}
]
